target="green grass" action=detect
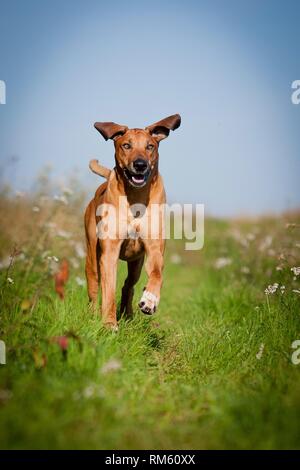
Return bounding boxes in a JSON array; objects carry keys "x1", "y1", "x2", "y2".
[{"x1": 0, "y1": 201, "x2": 300, "y2": 449}]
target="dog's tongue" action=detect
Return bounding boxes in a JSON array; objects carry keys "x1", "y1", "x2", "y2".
[{"x1": 132, "y1": 175, "x2": 144, "y2": 185}]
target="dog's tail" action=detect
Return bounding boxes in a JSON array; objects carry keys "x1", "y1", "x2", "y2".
[{"x1": 89, "y1": 159, "x2": 111, "y2": 179}]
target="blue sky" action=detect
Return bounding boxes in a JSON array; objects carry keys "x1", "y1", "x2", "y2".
[{"x1": 0, "y1": 0, "x2": 299, "y2": 215}]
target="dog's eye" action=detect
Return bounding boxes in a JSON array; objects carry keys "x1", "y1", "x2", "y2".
[
  {"x1": 146, "y1": 144, "x2": 154, "y2": 151},
  {"x1": 123, "y1": 143, "x2": 131, "y2": 150}
]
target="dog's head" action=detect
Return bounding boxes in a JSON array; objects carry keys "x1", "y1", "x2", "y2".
[{"x1": 94, "y1": 114, "x2": 181, "y2": 188}]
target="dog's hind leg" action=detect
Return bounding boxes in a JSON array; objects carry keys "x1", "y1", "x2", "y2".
[
  {"x1": 99, "y1": 240, "x2": 122, "y2": 328},
  {"x1": 120, "y1": 256, "x2": 144, "y2": 318},
  {"x1": 85, "y1": 241, "x2": 100, "y2": 308},
  {"x1": 84, "y1": 200, "x2": 99, "y2": 308}
]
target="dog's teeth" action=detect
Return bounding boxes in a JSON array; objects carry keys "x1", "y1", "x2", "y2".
[{"x1": 132, "y1": 176, "x2": 144, "y2": 184}]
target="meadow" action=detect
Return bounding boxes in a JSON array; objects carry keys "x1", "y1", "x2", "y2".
[{"x1": 0, "y1": 177, "x2": 300, "y2": 450}]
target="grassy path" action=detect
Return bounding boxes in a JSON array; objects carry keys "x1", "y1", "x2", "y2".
[{"x1": 1, "y1": 211, "x2": 300, "y2": 449}]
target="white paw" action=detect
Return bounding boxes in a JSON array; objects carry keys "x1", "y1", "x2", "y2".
[
  {"x1": 104, "y1": 322, "x2": 119, "y2": 333},
  {"x1": 138, "y1": 290, "x2": 159, "y2": 315}
]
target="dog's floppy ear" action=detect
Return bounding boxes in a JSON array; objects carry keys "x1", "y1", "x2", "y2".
[
  {"x1": 145, "y1": 114, "x2": 181, "y2": 142},
  {"x1": 94, "y1": 122, "x2": 128, "y2": 141}
]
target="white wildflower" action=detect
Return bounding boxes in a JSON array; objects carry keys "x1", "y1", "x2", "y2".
[
  {"x1": 15, "y1": 191, "x2": 25, "y2": 198},
  {"x1": 0, "y1": 256, "x2": 12, "y2": 270},
  {"x1": 44, "y1": 222, "x2": 57, "y2": 232},
  {"x1": 241, "y1": 266, "x2": 250, "y2": 274},
  {"x1": 56, "y1": 229, "x2": 72, "y2": 239},
  {"x1": 83, "y1": 385, "x2": 95, "y2": 399},
  {"x1": 62, "y1": 187, "x2": 73, "y2": 196},
  {"x1": 246, "y1": 233, "x2": 255, "y2": 242},
  {"x1": 70, "y1": 258, "x2": 80, "y2": 269},
  {"x1": 292, "y1": 290, "x2": 300, "y2": 295},
  {"x1": 256, "y1": 343, "x2": 265, "y2": 360},
  {"x1": 54, "y1": 195, "x2": 68, "y2": 205},
  {"x1": 280, "y1": 285, "x2": 285, "y2": 294},
  {"x1": 101, "y1": 359, "x2": 122, "y2": 374},
  {"x1": 170, "y1": 253, "x2": 182, "y2": 265},
  {"x1": 230, "y1": 229, "x2": 247, "y2": 247},
  {"x1": 264, "y1": 283, "x2": 279, "y2": 295},
  {"x1": 259, "y1": 236, "x2": 272, "y2": 252},
  {"x1": 47, "y1": 255, "x2": 59, "y2": 262},
  {"x1": 75, "y1": 276, "x2": 85, "y2": 286},
  {"x1": 286, "y1": 223, "x2": 296, "y2": 229},
  {"x1": 74, "y1": 242, "x2": 85, "y2": 259},
  {"x1": 77, "y1": 385, "x2": 104, "y2": 400},
  {"x1": 214, "y1": 257, "x2": 232, "y2": 270},
  {"x1": 291, "y1": 267, "x2": 300, "y2": 276},
  {"x1": 7, "y1": 277, "x2": 14, "y2": 284}
]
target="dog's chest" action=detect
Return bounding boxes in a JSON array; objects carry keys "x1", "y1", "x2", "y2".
[
  {"x1": 97, "y1": 200, "x2": 159, "y2": 237},
  {"x1": 119, "y1": 209, "x2": 146, "y2": 260},
  {"x1": 96, "y1": 198, "x2": 162, "y2": 261}
]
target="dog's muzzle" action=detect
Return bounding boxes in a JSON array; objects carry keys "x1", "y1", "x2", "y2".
[{"x1": 124, "y1": 158, "x2": 151, "y2": 188}]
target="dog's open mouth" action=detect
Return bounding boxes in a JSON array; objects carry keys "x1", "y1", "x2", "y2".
[{"x1": 124, "y1": 168, "x2": 150, "y2": 188}]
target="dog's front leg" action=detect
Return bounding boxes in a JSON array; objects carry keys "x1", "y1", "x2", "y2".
[
  {"x1": 139, "y1": 240, "x2": 165, "y2": 315},
  {"x1": 99, "y1": 240, "x2": 122, "y2": 328}
]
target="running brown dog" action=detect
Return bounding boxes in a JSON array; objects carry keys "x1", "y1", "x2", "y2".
[{"x1": 84, "y1": 114, "x2": 181, "y2": 329}]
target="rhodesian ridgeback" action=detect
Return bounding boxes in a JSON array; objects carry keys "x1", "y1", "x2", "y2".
[{"x1": 84, "y1": 114, "x2": 181, "y2": 329}]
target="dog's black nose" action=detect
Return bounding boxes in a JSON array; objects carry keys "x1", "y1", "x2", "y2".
[{"x1": 133, "y1": 158, "x2": 148, "y2": 173}]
